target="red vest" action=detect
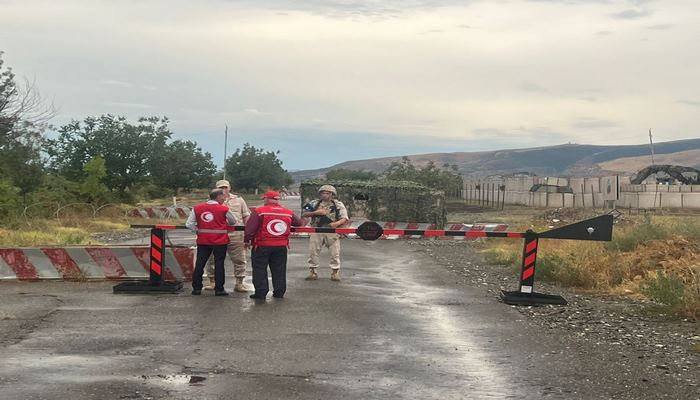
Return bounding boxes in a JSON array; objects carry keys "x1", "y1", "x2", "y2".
[
  {"x1": 193, "y1": 202, "x2": 230, "y2": 245},
  {"x1": 253, "y1": 205, "x2": 293, "y2": 247}
]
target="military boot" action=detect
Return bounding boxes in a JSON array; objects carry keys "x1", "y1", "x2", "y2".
[
  {"x1": 203, "y1": 277, "x2": 216, "y2": 290},
  {"x1": 305, "y1": 268, "x2": 318, "y2": 281},
  {"x1": 330, "y1": 269, "x2": 341, "y2": 281},
  {"x1": 234, "y1": 277, "x2": 252, "y2": 292}
]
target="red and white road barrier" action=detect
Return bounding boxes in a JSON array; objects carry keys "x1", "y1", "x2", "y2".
[
  {"x1": 130, "y1": 207, "x2": 191, "y2": 219},
  {"x1": 290, "y1": 221, "x2": 508, "y2": 240},
  {"x1": 0, "y1": 246, "x2": 194, "y2": 281}
]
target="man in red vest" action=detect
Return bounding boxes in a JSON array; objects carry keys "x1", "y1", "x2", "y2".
[
  {"x1": 244, "y1": 191, "x2": 304, "y2": 300},
  {"x1": 186, "y1": 188, "x2": 237, "y2": 296}
]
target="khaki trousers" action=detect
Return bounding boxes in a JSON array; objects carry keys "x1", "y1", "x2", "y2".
[
  {"x1": 308, "y1": 233, "x2": 340, "y2": 270},
  {"x1": 206, "y1": 232, "x2": 246, "y2": 279}
]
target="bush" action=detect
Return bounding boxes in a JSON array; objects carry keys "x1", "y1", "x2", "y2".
[
  {"x1": 642, "y1": 272, "x2": 685, "y2": 307},
  {"x1": 0, "y1": 179, "x2": 21, "y2": 220},
  {"x1": 482, "y1": 247, "x2": 518, "y2": 266},
  {"x1": 535, "y1": 253, "x2": 565, "y2": 282},
  {"x1": 27, "y1": 175, "x2": 81, "y2": 206},
  {"x1": 605, "y1": 217, "x2": 670, "y2": 252},
  {"x1": 134, "y1": 182, "x2": 171, "y2": 201}
]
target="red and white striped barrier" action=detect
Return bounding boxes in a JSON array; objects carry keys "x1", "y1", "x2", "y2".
[
  {"x1": 129, "y1": 207, "x2": 191, "y2": 219},
  {"x1": 290, "y1": 221, "x2": 508, "y2": 240},
  {"x1": 0, "y1": 246, "x2": 194, "y2": 281}
]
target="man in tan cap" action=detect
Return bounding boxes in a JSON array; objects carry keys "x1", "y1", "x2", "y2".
[
  {"x1": 302, "y1": 184, "x2": 348, "y2": 281},
  {"x1": 204, "y1": 179, "x2": 252, "y2": 292}
]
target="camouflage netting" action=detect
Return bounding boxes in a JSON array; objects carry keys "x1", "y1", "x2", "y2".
[{"x1": 300, "y1": 180, "x2": 446, "y2": 227}]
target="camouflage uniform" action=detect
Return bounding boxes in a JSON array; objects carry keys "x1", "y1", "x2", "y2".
[
  {"x1": 206, "y1": 193, "x2": 250, "y2": 283},
  {"x1": 306, "y1": 198, "x2": 349, "y2": 273}
]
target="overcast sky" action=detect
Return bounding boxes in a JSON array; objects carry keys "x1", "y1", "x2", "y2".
[{"x1": 1, "y1": 0, "x2": 698, "y2": 170}]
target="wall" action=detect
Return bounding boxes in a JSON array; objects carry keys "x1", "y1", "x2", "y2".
[{"x1": 465, "y1": 176, "x2": 700, "y2": 210}]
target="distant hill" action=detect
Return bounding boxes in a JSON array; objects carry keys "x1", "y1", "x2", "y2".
[
  {"x1": 290, "y1": 138, "x2": 700, "y2": 182},
  {"x1": 597, "y1": 149, "x2": 700, "y2": 173}
]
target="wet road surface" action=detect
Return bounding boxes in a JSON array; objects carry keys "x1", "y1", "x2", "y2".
[{"x1": 1, "y1": 239, "x2": 555, "y2": 399}]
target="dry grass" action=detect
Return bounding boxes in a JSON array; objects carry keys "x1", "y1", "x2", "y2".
[
  {"x1": 0, "y1": 217, "x2": 130, "y2": 247},
  {"x1": 484, "y1": 215, "x2": 700, "y2": 320}
]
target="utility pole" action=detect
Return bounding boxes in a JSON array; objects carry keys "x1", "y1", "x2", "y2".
[
  {"x1": 223, "y1": 124, "x2": 228, "y2": 180},
  {"x1": 648, "y1": 128, "x2": 655, "y2": 165}
]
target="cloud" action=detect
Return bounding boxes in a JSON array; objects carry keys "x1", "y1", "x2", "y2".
[
  {"x1": 647, "y1": 23, "x2": 674, "y2": 30},
  {"x1": 420, "y1": 29, "x2": 445, "y2": 34},
  {"x1": 520, "y1": 83, "x2": 548, "y2": 93},
  {"x1": 242, "y1": 108, "x2": 269, "y2": 115},
  {"x1": 677, "y1": 100, "x2": 700, "y2": 107},
  {"x1": 100, "y1": 79, "x2": 132, "y2": 88},
  {"x1": 572, "y1": 118, "x2": 618, "y2": 129},
  {"x1": 230, "y1": 0, "x2": 478, "y2": 19},
  {"x1": 610, "y1": 9, "x2": 652, "y2": 19},
  {"x1": 471, "y1": 126, "x2": 570, "y2": 144},
  {"x1": 596, "y1": 30, "x2": 613, "y2": 36},
  {"x1": 102, "y1": 101, "x2": 157, "y2": 109}
]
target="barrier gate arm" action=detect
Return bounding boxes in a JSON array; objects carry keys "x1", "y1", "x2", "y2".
[{"x1": 122, "y1": 215, "x2": 614, "y2": 305}]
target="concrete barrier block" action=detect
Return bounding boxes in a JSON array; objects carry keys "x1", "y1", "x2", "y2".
[
  {"x1": 638, "y1": 193, "x2": 660, "y2": 208},
  {"x1": 659, "y1": 193, "x2": 683, "y2": 208},
  {"x1": 563, "y1": 193, "x2": 574, "y2": 207},
  {"x1": 569, "y1": 178, "x2": 585, "y2": 193},
  {"x1": 617, "y1": 193, "x2": 636, "y2": 208},
  {"x1": 584, "y1": 178, "x2": 600, "y2": 192},
  {"x1": 682, "y1": 194, "x2": 700, "y2": 208}
]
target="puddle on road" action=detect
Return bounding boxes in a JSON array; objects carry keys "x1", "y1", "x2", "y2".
[{"x1": 142, "y1": 374, "x2": 207, "y2": 386}]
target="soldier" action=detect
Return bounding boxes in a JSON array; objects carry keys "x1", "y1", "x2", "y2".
[
  {"x1": 204, "y1": 180, "x2": 252, "y2": 292},
  {"x1": 302, "y1": 185, "x2": 349, "y2": 281}
]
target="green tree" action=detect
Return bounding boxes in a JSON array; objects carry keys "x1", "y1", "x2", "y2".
[
  {"x1": 325, "y1": 168, "x2": 377, "y2": 181},
  {"x1": 384, "y1": 157, "x2": 463, "y2": 194},
  {"x1": 151, "y1": 140, "x2": 216, "y2": 195},
  {"x1": 0, "y1": 178, "x2": 21, "y2": 220},
  {"x1": 80, "y1": 156, "x2": 110, "y2": 204},
  {"x1": 224, "y1": 143, "x2": 293, "y2": 191},
  {"x1": 48, "y1": 115, "x2": 172, "y2": 196},
  {"x1": 0, "y1": 52, "x2": 51, "y2": 198}
]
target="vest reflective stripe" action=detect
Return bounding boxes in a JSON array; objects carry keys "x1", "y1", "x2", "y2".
[
  {"x1": 258, "y1": 212, "x2": 293, "y2": 217},
  {"x1": 197, "y1": 229, "x2": 229, "y2": 234}
]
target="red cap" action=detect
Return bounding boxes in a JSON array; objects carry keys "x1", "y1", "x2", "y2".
[{"x1": 261, "y1": 191, "x2": 281, "y2": 200}]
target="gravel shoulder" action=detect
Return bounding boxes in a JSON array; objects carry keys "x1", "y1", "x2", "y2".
[
  {"x1": 408, "y1": 239, "x2": 700, "y2": 400},
  {"x1": 91, "y1": 229, "x2": 150, "y2": 244}
]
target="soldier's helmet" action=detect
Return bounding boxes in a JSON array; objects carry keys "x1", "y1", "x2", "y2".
[{"x1": 318, "y1": 184, "x2": 337, "y2": 196}]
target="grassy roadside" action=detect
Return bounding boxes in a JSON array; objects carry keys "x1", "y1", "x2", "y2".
[
  {"x1": 481, "y1": 214, "x2": 700, "y2": 320},
  {"x1": 0, "y1": 218, "x2": 130, "y2": 246}
]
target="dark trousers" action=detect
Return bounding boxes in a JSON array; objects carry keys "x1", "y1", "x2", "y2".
[
  {"x1": 192, "y1": 244, "x2": 227, "y2": 291},
  {"x1": 251, "y1": 246, "x2": 288, "y2": 297}
]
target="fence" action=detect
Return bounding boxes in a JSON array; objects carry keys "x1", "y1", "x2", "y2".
[{"x1": 464, "y1": 176, "x2": 700, "y2": 210}]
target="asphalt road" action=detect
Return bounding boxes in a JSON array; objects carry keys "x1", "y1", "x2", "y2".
[{"x1": 0, "y1": 238, "x2": 558, "y2": 400}]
